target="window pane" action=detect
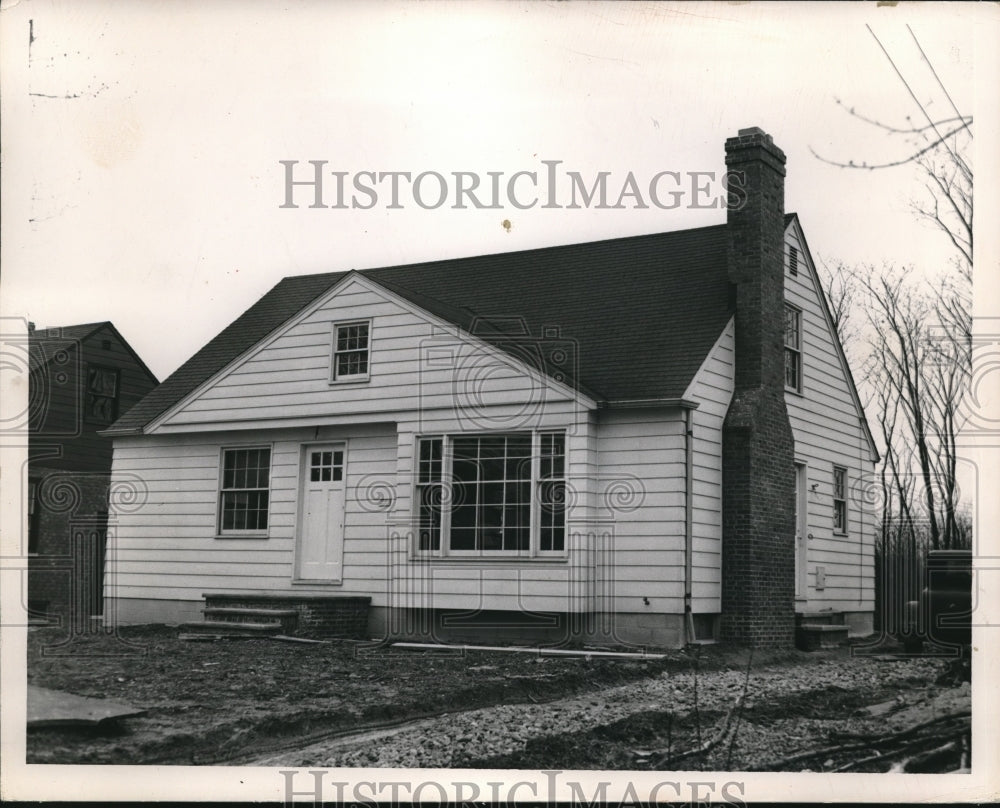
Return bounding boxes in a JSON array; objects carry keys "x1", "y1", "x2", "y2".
[
  {"x1": 784, "y1": 308, "x2": 800, "y2": 348},
  {"x1": 418, "y1": 484, "x2": 442, "y2": 551},
  {"x1": 452, "y1": 437, "x2": 477, "y2": 459},
  {"x1": 450, "y1": 527, "x2": 476, "y2": 551},
  {"x1": 785, "y1": 349, "x2": 799, "y2": 390},
  {"x1": 452, "y1": 456, "x2": 478, "y2": 485}
]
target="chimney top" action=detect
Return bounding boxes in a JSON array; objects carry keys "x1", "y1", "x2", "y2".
[
  {"x1": 725, "y1": 127, "x2": 785, "y2": 173},
  {"x1": 28, "y1": 321, "x2": 36, "y2": 334}
]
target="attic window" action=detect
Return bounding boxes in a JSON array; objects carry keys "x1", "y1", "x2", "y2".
[
  {"x1": 788, "y1": 246, "x2": 799, "y2": 276},
  {"x1": 784, "y1": 305, "x2": 802, "y2": 393},
  {"x1": 331, "y1": 321, "x2": 371, "y2": 382}
]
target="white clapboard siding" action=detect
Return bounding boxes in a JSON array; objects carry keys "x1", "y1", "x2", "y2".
[
  {"x1": 683, "y1": 318, "x2": 735, "y2": 613},
  {"x1": 595, "y1": 407, "x2": 687, "y2": 615},
  {"x1": 785, "y1": 222, "x2": 876, "y2": 613},
  {"x1": 157, "y1": 277, "x2": 582, "y2": 430},
  {"x1": 107, "y1": 424, "x2": 400, "y2": 604}
]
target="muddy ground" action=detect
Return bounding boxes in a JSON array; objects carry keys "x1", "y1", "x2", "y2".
[{"x1": 26, "y1": 625, "x2": 970, "y2": 772}]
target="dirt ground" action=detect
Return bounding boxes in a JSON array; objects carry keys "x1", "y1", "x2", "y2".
[
  {"x1": 26, "y1": 625, "x2": 674, "y2": 765},
  {"x1": 25, "y1": 625, "x2": 970, "y2": 771}
]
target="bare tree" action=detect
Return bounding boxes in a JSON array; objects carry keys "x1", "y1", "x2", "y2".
[
  {"x1": 849, "y1": 265, "x2": 969, "y2": 551},
  {"x1": 813, "y1": 27, "x2": 972, "y2": 553},
  {"x1": 813, "y1": 25, "x2": 973, "y2": 271}
]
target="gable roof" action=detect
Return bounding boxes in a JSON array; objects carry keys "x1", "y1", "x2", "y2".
[
  {"x1": 29, "y1": 321, "x2": 159, "y2": 385},
  {"x1": 109, "y1": 223, "x2": 734, "y2": 434},
  {"x1": 29, "y1": 322, "x2": 108, "y2": 372}
]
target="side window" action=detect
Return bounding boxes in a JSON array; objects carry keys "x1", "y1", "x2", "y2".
[
  {"x1": 784, "y1": 305, "x2": 802, "y2": 393},
  {"x1": 416, "y1": 437, "x2": 443, "y2": 551},
  {"x1": 833, "y1": 466, "x2": 848, "y2": 535}
]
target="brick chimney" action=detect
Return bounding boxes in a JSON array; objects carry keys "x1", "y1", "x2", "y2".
[{"x1": 720, "y1": 127, "x2": 796, "y2": 647}]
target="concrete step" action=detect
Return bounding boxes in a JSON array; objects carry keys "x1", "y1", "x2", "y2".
[
  {"x1": 180, "y1": 620, "x2": 282, "y2": 636},
  {"x1": 796, "y1": 611, "x2": 845, "y2": 626},
  {"x1": 796, "y1": 622, "x2": 849, "y2": 651}
]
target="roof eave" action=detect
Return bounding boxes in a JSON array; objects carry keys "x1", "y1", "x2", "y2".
[{"x1": 600, "y1": 397, "x2": 700, "y2": 410}]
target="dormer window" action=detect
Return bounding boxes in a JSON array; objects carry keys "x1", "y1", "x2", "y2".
[{"x1": 331, "y1": 320, "x2": 371, "y2": 382}]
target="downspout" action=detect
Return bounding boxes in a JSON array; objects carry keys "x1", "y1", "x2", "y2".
[{"x1": 684, "y1": 407, "x2": 695, "y2": 644}]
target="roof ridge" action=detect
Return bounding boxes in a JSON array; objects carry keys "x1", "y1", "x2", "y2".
[{"x1": 280, "y1": 222, "x2": 730, "y2": 283}]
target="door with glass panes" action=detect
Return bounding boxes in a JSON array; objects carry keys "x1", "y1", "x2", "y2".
[{"x1": 296, "y1": 445, "x2": 346, "y2": 582}]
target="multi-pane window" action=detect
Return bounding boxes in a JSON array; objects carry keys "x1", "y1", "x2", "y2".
[
  {"x1": 417, "y1": 437, "x2": 443, "y2": 551},
  {"x1": 833, "y1": 466, "x2": 848, "y2": 534},
  {"x1": 538, "y1": 433, "x2": 566, "y2": 552},
  {"x1": 332, "y1": 321, "x2": 370, "y2": 380},
  {"x1": 310, "y1": 449, "x2": 343, "y2": 482},
  {"x1": 219, "y1": 447, "x2": 271, "y2": 533},
  {"x1": 784, "y1": 305, "x2": 802, "y2": 392},
  {"x1": 415, "y1": 432, "x2": 566, "y2": 555},
  {"x1": 451, "y1": 434, "x2": 532, "y2": 552},
  {"x1": 85, "y1": 365, "x2": 120, "y2": 425}
]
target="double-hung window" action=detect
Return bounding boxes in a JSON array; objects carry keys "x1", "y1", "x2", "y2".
[
  {"x1": 416, "y1": 431, "x2": 566, "y2": 555},
  {"x1": 784, "y1": 305, "x2": 802, "y2": 393},
  {"x1": 218, "y1": 447, "x2": 271, "y2": 534},
  {"x1": 331, "y1": 321, "x2": 371, "y2": 382},
  {"x1": 417, "y1": 437, "x2": 444, "y2": 551},
  {"x1": 85, "y1": 364, "x2": 120, "y2": 425},
  {"x1": 833, "y1": 466, "x2": 848, "y2": 535}
]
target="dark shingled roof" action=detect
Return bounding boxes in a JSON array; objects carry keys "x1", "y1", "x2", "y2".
[
  {"x1": 29, "y1": 321, "x2": 159, "y2": 386},
  {"x1": 29, "y1": 322, "x2": 109, "y2": 372},
  {"x1": 109, "y1": 223, "x2": 736, "y2": 433}
]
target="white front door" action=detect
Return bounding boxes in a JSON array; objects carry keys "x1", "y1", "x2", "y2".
[
  {"x1": 296, "y1": 445, "x2": 346, "y2": 582},
  {"x1": 794, "y1": 462, "x2": 808, "y2": 601}
]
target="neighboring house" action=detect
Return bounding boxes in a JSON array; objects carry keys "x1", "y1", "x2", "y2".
[
  {"x1": 104, "y1": 128, "x2": 877, "y2": 648},
  {"x1": 28, "y1": 322, "x2": 159, "y2": 626}
]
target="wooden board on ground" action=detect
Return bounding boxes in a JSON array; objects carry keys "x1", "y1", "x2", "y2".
[{"x1": 27, "y1": 685, "x2": 145, "y2": 728}]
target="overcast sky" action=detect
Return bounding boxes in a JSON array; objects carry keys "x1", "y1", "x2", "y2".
[{"x1": 1, "y1": 1, "x2": 993, "y2": 382}]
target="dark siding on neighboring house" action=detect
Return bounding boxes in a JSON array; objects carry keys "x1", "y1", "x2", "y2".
[
  {"x1": 28, "y1": 322, "x2": 158, "y2": 621},
  {"x1": 30, "y1": 323, "x2": 157, "y2": 472}
]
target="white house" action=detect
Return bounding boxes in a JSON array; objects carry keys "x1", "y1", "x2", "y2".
[{"x1": 103, "y1": 128, "x2": 877, "y2": 648}]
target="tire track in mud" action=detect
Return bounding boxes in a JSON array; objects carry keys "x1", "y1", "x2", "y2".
[{"x1": 248, "y1": 657, "x2": 942, "y2": 769}]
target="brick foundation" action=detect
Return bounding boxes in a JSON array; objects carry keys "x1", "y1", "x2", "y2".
[{"x1": 203, "y1": 593, "x2": 371, "y2": 639}]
